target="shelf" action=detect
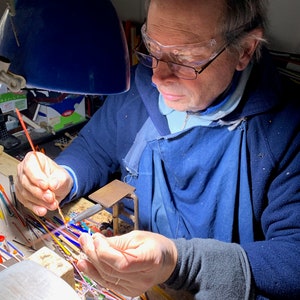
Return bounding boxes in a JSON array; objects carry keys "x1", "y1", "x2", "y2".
[{"x1": 5, "y1": 120, "x2": 87, "y2": 160}]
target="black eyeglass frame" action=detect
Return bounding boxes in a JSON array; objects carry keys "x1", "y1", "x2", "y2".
[{"x1": 134, "y1": 45, "x2": 227, "y2": 80}]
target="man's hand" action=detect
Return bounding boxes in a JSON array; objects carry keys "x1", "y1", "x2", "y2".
[
  {"x1": 77, "y1": 230, "x2": 178, "y2": 297},
  {"x1": 15, "y1": 151, "x2": 73, "y2": 216}
]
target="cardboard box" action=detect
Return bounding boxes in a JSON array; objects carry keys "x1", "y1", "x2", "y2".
[
  {"x1": 0, "y1": 91, "x2": 27, "y2": 113},
  {"x1": 36, "y1": 94, "x2": 86, "y2": 131}
]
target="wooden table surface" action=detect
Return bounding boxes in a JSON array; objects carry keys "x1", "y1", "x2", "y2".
[{"x1": 0, "y1": 148, "x2": 193, "y2": 300}]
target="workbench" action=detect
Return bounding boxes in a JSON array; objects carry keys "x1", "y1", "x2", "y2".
[
  {"x1": 0, "y1": 147, "x2": 131, "y2": 255},
  {"x1": 0, "y1": 148, "x2": 134, "y2": 299},
  {"x1": 0, "y1": 148, "x2": 192, "y2": 300}
]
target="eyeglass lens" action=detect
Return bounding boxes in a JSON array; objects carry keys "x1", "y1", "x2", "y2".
[{"x1": 135, "y1": 51, "x2": 200, "y2": 80}]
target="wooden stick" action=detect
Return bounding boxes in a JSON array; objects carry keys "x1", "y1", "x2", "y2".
[
  {"x1": 15, "y1": 108, "x2": 67, "y2": 224},
  {"x1": 57, "y1": 206, "x2": 67, "y2": 224},
  {"x1": 15, "y1": 108, "x2": 43, "y2": 170}
]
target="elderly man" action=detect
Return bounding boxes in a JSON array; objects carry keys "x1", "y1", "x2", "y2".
[{"x1": 16, "y1": 0, "x2": 300, "y2": 299}]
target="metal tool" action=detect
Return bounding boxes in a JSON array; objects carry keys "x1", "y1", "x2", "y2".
[{"x1": 68, "y1": 203, "x2": 103, "y2": 224}]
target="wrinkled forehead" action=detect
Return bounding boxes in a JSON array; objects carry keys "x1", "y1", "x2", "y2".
[
  {"x1": 141, "y1": 23, "x2": 219, "y2": 57},
  {"x1": 146, "y1": 0, "x2": 225, "y2": 42}
]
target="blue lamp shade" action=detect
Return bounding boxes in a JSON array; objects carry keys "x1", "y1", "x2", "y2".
[{"x1": 0, "y1": 0, "x2": 130, "y2": 95}]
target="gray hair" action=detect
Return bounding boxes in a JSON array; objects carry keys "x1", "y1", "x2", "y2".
[
  {"x1": 222, "y1": 0, "x2": 268, "y2": 60},
  {"x1": 144, "y1": 0, "x2": 269, "y2": 61}
]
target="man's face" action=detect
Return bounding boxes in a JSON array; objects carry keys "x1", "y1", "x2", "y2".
[{"x1": 147, "y1": 0, "x2": 247, "y2": 112}]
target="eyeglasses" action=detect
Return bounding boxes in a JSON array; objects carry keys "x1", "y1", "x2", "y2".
[
  {"x1": 134, "y1": 46, "x2": 226, "y2": 80},
  {"x1": 134, "y1": 23, "x2": 229, "y2": 80}
]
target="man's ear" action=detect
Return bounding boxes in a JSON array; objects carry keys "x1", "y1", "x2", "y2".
[{"x1": 236, "y1": 28, "x2": 263, "y2": 71}]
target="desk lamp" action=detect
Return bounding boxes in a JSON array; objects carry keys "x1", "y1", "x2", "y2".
[{"x1": 0, "y1": 0, "x2": 130, "y2": 95}]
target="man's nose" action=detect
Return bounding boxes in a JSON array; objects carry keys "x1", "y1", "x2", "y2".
[{"x1": 152, "y1": 60, "x2": 176, "y2": 82}]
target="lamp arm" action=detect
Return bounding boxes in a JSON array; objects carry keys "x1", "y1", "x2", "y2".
[
  {"x1": 7, "y1": 0, "x2": 16, "y2": 16},
  {"x1": 0, "y1": 56, "x2": 26, "y2": 92},
  {"x1": 0, "y1": 71, "x2": 26, "y2": 93}
]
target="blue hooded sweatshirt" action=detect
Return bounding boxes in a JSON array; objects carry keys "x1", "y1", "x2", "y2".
[{"x1": 56, "y1": 49, "x2": 300, "y2": 299}]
